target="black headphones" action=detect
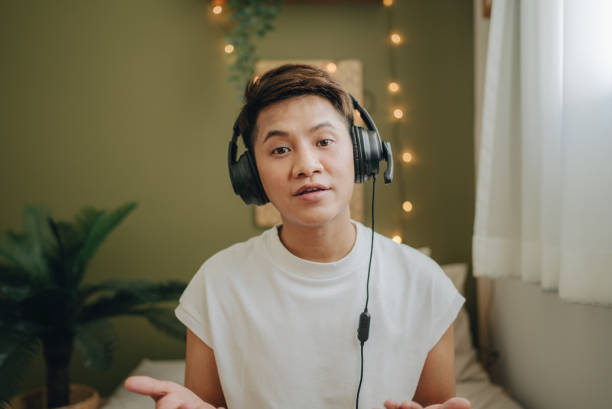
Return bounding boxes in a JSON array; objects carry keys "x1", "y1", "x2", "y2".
[{"x1": 228, "y1": 93, "x2": 394, "y2": 205}]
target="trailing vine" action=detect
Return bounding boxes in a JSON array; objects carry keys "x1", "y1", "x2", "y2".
[{"x1": 224, "y1": 0, "x2": 283, "y2": 97}]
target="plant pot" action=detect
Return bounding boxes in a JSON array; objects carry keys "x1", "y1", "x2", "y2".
[{"x1": 9, "y1": 384, "x2": 100, "y2": 409}]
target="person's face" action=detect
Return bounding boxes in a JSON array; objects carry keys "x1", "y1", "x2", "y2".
[{"x1": 253, "y1": 94, "x2": 355, "y2": 228}]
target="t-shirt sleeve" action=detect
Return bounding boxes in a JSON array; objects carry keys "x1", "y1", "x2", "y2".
[
  {"x1": 174, "y1": 262, "x2": 215, "y2": 349},
  {"x1": 425, "y1": 265, "x2": 465, "y2": 352}
]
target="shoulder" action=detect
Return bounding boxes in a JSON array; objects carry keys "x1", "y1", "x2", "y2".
[
  {"x1": 191, "y1": 227, "x2": 273, "y2": 284},
  {"x1": 365, "y1": 225, "x2": 453, "y2": 291},
  {"x1": 370, "y1": 227, "x2": 442, "y2": 276},
  {"x1": 205, "y1": 232, "x2": 263, "y2": 268}
]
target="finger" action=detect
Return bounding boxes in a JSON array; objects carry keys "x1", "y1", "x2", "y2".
[
  {"x1": 156, "y1": 394, "x2": 183, "y2": 409},
  {"x1": 124, "y1": 376, "x2": 176, "y2": 400},
  {"x1": 398, "y1": 400, "x2": 424, "y2": 409},
  {"x1": 441, "y1": 397, "x2": 471, "y2": 409},
  {"x1": 384, "y1": 399, "x2": 399, "y2": 409}
]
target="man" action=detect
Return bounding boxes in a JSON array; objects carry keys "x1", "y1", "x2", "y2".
[{"x1": 126, "y1": 64, "x2": 471, "y2": 409}]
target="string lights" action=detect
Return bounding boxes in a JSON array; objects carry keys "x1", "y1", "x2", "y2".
[
  {"x1": 325, "y1": 62, "x2": 337, "y2": 73},
  {"x1": 388, "y1": 81, "x2": 400, "y2": 93},
  {"x1": 390, "y1": 32, "x2": 403, "y2": 45},
  {"x1": 384, "y1": 0, "x2": 413, "y2": 244}
]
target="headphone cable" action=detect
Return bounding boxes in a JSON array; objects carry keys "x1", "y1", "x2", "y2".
[{"x1": 356, "y1": 174, "x2": 376, "y2": 409}]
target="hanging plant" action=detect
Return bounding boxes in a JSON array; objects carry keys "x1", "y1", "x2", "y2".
[{"x1": 224, "y1": 0, "x2": 283, "y2": 96}]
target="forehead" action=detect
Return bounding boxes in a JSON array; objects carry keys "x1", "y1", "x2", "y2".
[{"x1": 254, "y1": 95, "x2": 346, "y2": 141}]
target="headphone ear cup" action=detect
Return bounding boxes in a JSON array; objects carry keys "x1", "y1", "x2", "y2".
[
  {"x1": 352, "y1": 125, "x2": 384, "y2": 184},
  {"x1": 351, "y1": 125, "x2": 366, "y2": 184},
  {"x1": 245, "y1": 151, "x2": 269, "y2": 205},
  {"x1": 230, "y1": 151, "x2": 269, "y2": 205}
]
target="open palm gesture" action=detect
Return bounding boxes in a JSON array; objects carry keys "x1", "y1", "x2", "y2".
[
  {"x1": 376, "y1": 396, "x2": 471, "y2": 409},
  {"x1": 124, "y1": 375, "x2": 225, "y2": 409}
]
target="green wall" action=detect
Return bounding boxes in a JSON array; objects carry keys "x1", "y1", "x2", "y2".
[{"x1": 0, "y1": 0, "x2": 474, "y2": 398}]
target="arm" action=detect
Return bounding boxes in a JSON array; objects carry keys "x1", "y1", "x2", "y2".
[
  {"x1": 185, "y1": 328, "x2": 227, "y2": 408},
  {"x1": 412, "y1": 323, "x2": 456, "y2": 406}
]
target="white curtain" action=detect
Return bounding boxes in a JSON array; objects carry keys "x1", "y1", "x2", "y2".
[{"x1": 473, "y1": 0, "x2": 612, "y2": 306}]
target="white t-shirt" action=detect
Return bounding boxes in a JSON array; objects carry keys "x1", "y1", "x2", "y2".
[{"x1": 175, "y1": 220, "x2": 464, "y2": 409}]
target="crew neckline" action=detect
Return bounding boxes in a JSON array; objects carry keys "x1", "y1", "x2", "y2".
[{"x1": 262, "y1": 220, "x2": 370, "y2": 280}]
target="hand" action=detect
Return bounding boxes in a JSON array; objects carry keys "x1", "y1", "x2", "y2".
[
  {"x1": 124, "y1": 375, "x2": 225, "y2": 409},
  {"x1": 375, "y1": 396, "x2": 471, "y2": 409}
]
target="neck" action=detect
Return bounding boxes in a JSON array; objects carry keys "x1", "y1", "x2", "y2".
[{"x1": 277, "y1": 209, "x2": 356, "y2": 263}]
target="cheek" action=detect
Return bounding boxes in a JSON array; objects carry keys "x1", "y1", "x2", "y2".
[
  {"x1": 338, "y1": 148, "x2": 355, "y2": 178},
  {"x1": 257, "y1": 163, "x2": 285, "y2": 198}
]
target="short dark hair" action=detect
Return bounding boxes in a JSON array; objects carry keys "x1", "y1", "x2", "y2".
[{"x1": 236, "y1": 63, "x2": 354, "y2": 150}]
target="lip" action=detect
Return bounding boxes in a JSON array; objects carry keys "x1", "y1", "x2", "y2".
[
  {"x1": 295, "y1": 189, "x2": 329, "y2": 202},
  {"x1": 293, "y1": 184, "x2": 330, "y2": 196}
]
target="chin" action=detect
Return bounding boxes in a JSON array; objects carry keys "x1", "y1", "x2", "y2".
[{"x1": 279, "y1": 205, "x2": 351, "y2": 228}]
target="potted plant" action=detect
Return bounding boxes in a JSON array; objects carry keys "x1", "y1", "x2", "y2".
[{"x1": 0, "y1": 202, "x2": 187, "y2": 409}]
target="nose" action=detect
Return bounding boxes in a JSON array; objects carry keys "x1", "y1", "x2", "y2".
[{"x1": 292, "y1": 146, "x2": 323, "y2": 178}]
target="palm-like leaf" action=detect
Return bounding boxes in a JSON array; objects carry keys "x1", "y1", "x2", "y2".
[
  {"x1": 0, "y1": 295, "x2": 45, "y2": 336},
  {"x1": 20, "y1": 287, "x2": 75, "y2": 334},
  {"x1": 72, "y1": 202, "x2": 137, "y2": 286},
  {"x1": 0, "y1": 204, "x2": 55, "y2": 283},
  {"x1": 74, "y1": 320, "x2": 115, "y2": 371},
  {"x1": 133, "y1": 307, "x2": 186, "y2": 340},
  {"x1": 0, "y1": 264, "x2": 34, "y2": 303},
  {"x1": 0, "y1": 333, "x2": 39, "y2": 408},
  {"x1": 78, "y1": 279, "x2": 186, "y2": 323}
]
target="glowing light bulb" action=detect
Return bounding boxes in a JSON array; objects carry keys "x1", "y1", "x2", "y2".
[
  {"x1": 390, "y1": 32, "x2": 402, "y2": 45},
  {"x1": 224, "y1": 44, "x2": 234, "y2": 54},
  {"x1": 402, "y1": 152, "x2": 412, "y2": 163},
  {"x1": 402, "y1": 201, "x2": 413, "y2": 213},
  {"x1": 383, "y1": 0, "x2": 394, "y2": 6},
  {"x1": 392, "y1": 235, "x2": 402, "y2": 244},
  {"x1": 212, "y1": 5, "x2": 223, "y2": 14},
  {"x1": 388, "y1": 82, "x2": 400, "y2": 93},
  {"x1": 326, "y1": 62, "x2": 337, "y2": 73},
  {"x1": 393, "y1": 108, "x2": 404, "y2": 119}
]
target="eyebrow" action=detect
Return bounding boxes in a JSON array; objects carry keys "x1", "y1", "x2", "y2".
[{"x1": 262, "y1": 121, "x2": 336, "y2": 143}]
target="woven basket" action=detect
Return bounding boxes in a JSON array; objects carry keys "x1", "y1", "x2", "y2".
[{"x1": 9, "y1": 384, "x2": 100, "y2": 409}]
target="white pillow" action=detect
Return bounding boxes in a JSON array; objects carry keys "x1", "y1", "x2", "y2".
[{"x1": 440, "y1": 263, "x2": 489, "y2": 382}]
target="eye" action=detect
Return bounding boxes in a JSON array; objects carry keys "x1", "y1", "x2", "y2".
[
  {"x1": 317, "y1": 138, "x2": 334, "y2": 147},
  {"x1": 271, "y1": 146, "x2": 290, "y2": 155}
]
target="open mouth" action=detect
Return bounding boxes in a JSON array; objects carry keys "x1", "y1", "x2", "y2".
[
  {"x1": 294, "y1": 183, "x2": 331, "y2": 197},
  {"x1": 297, "y1": 187, "x2": 328, "y2": 196}
]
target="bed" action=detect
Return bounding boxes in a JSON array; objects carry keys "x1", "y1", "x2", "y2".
[{"x1": 101, "y1": 263, "x2": 523, "y2": 409}]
